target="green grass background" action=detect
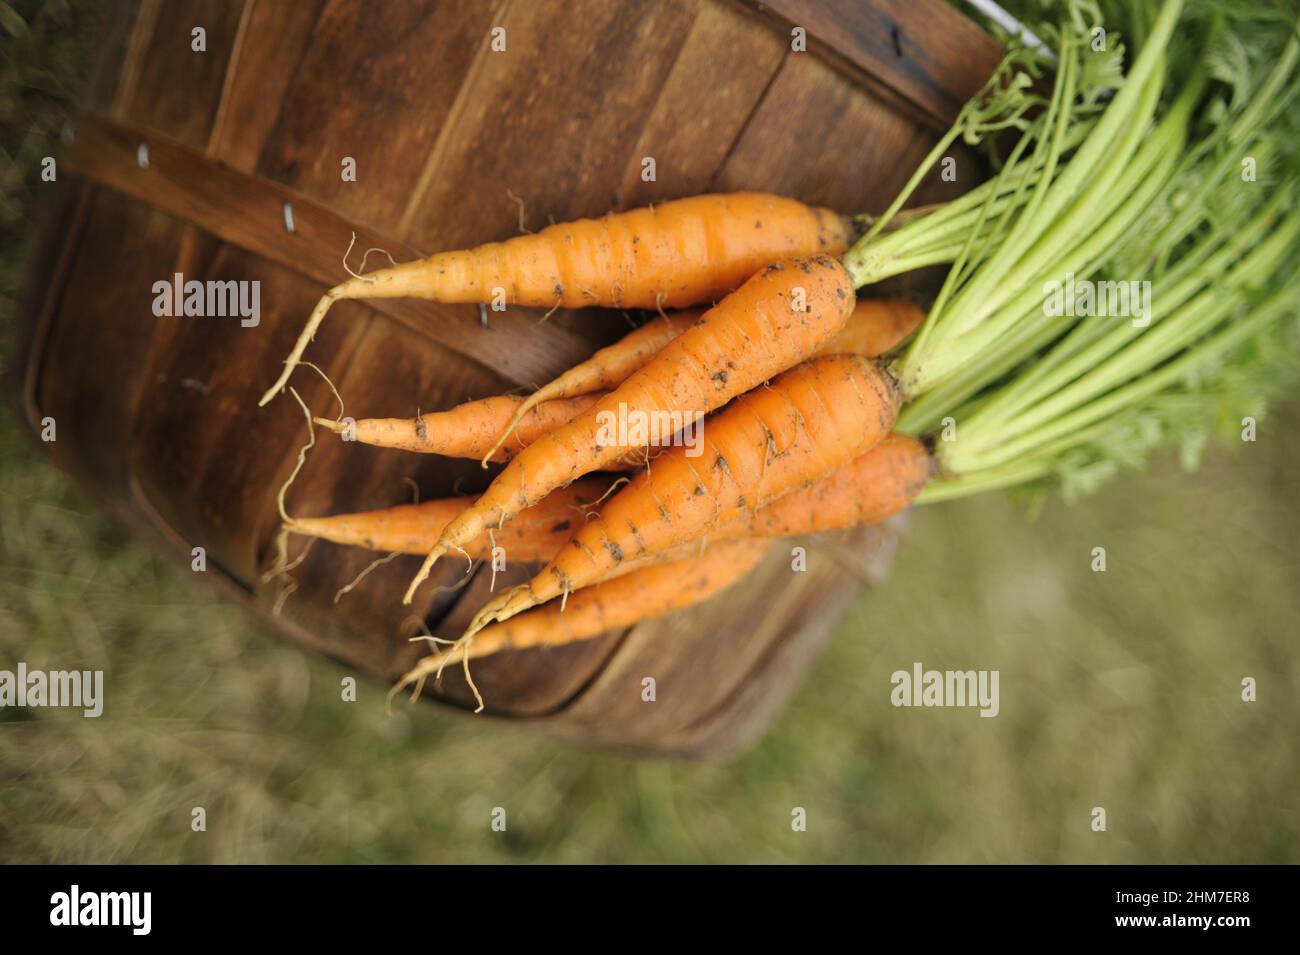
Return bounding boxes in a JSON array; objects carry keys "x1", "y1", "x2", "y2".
[{"x1": 1, "y1": 1, "x2": 1296, "y2": 864}]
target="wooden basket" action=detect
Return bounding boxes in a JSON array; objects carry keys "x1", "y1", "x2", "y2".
[{"x1": 11, "y1": 0, "x2": 999, "y2": 757}]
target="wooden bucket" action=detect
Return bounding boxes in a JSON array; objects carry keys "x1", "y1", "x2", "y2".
[{"x1": 12, "y1": 0, "x2": 999, "y2": 757}]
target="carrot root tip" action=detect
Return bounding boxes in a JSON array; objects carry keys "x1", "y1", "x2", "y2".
[
  {"x1": 403, "y1": 545, "x2": 446, "y2": 604},
  {"x1": 482, "y1": 583, "x2": 537, "y2": 630}
]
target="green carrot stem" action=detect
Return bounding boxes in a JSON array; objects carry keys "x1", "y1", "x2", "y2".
[
  {"x1": 930, "y1": 1, "x2": 1178, "y2": 334},
  {"x1": 949, "y1": 207, "x2": 1300, "y2": 471},
  {"x1": 916, "y1": 458, "x2": 1053, "y2": 503},
  {"x1": 899, "y1": 69, "x2": 1175, "y2": 394},
  {"x1": 966, "y1": 283, "x2": 1296, "y2": 476},
  {"x1": 960, "y1": 193, "x2": 1285, "y2": 436}
]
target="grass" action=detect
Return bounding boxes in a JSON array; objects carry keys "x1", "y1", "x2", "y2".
[{"x1": 1, "y1": 0, "x2": 1296, "y2": 864}]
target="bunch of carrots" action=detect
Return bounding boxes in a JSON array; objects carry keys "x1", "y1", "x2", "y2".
[{"x1": 263, "y1": 0, "x2": 1300, "y2": 711}]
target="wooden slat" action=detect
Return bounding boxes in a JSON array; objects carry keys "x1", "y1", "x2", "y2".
[
  {"x1": 9, "y1": 182, "x2": 90, "y2": 434},
  {"x1": 118, "y1": 0, "x2": 246, "y2": 148},
  {"x1": 400, "y1": 0, "x2": 703, "y2": 254},
  {"x1": 386, "y1": 1, "x2": 775, "y2": 339},
  {"x1": 252, "y1": 0, "x2": 499, "y2": 232},
  {"x1": 711, "y1": 49, "x2": 949, "y2": 214},
  {"x1": 60, "y1": 115, "x2": 596, "y2": 388},
  {"x1": 751, "y1": 0, "x2": 1004, "y2": 127},
  {"x1": 32, "y1": 191, "x2": 185, "y2": 495},
  {"x1": 616, "y1": 0, "x2": 787, "y2": 206},
  {"x1": 84, "y1": 0, "x2": 142, "y2": 116},
  {"x1": 126, "y1": 245, "x2": 368, "y2": 583},
  {"x1": 108, "y1": 0, "x2": 160, "y2": 120},
  {"x1": 206, "y1": 0, "x2": 326, "y2": 171},
  {"x1": 22, "y1": 0, "x2": 245, "y2": 500}
]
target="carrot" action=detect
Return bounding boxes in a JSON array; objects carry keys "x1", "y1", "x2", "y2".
[
  {"x1": 587, "y1": 435, "x2": 928, "y2": 570},
  {"x1": 512, "y1": 311, "x2": 704, "y2": 405},
  {"x1": 481, "y1": 309, "x2": 703, "y2": 464},
  {"x1": 314, "y1": 393, "x2": 600, "y2": 463},
  {"x1": 283, "y1": 475, "x2": 611, "y2": 559},
  {"x1": 462, "y1": 353, "x2": 900, "y2": 633},
  {"x1": 297, "y1": 434, "x2": 928, "y2": 566},
  {"x1": 814, "y1": 299, "x2": 924, "y2": 360},
  {"x1": 403, "y1": 256, "x2": 858, "y2": 603},
  {"x1": 259, "y1": 193, "x2": 851, "y2": 405},
  {"x1": 713, "y1": 433, "x2": 932, "y2": 539},
  {"x1": 482, "y1": 297, "x2": 923, "y2": 465},
  {"x1": 317, "y1": 392, "x2": 671, "y2": 470},
  {"x1": 395, "y1": 539, "x2": 770, "y2": 706}
]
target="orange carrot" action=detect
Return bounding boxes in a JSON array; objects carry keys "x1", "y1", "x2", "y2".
[
  {"x1": 599, "y1": 435, "x2": 928, "y2": 565},
  {"x1": 317, "y1": 393, "x2": 670, "y2": 470},
  {"x1": 314, "y1": 394, "x2": 600, "y2": 463},
  {"x1": 284, "y1": 476, "x2": 612, "y2": 560},
  {"x1": 481, "y1": 308, "x2": 703, "y2": 464},
  {"x1": 813, "y1": 299, "x2": 924, "y2": 360},
  {"x1": 515, "y1": 310, "x2": 705, "y2": 403},
  {"x1": 395, "y1": 539, "x2": 770, "y2": 704},
  {"x1": 482, "y1": 297, "x2": 923, "y2": 465},
  {"x1": 260, "y1": 193, "x2": 850, "y2": 405},
  {"x1": 403, "y1": 256, "x2": 858, "y2": 602},
  {"x1": 298, "y1": 434, "x2": 928, "y2": 566},
  {"x1": 462, "y1": 353, "x2": 900, "y2": 631},
  {"x1": 713, "y1": 433, "x2": 932, "y2": 539}
]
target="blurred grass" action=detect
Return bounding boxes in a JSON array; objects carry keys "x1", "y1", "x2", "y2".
[{"x1": 1, "y1": 0, "x2": 1296, "y2": 864}]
